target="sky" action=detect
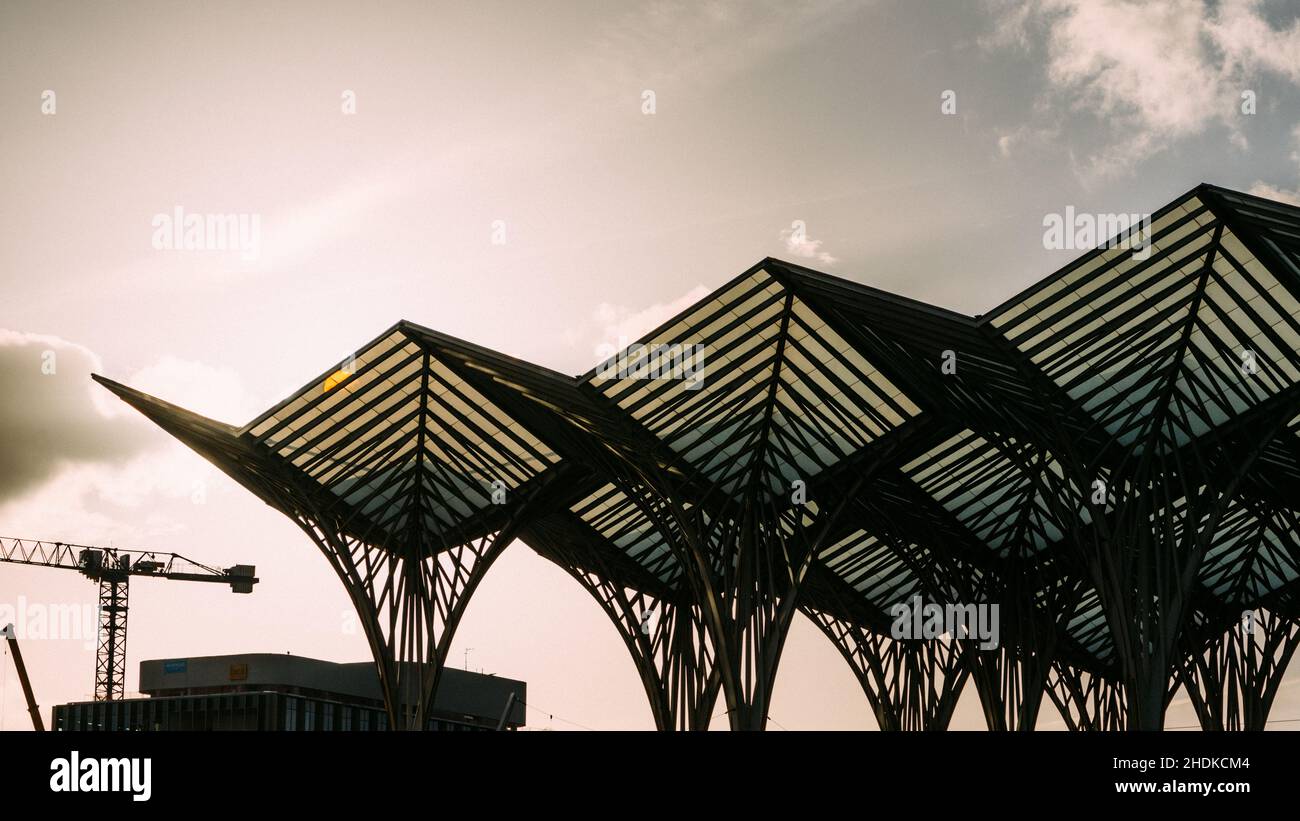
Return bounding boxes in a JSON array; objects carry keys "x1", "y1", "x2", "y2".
[{"x1": 3, "y1": 0, "x2": 1300, "y2": 730}]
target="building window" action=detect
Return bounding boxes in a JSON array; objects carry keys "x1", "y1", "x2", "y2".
[{"x1": 260, "y1": 695, "x2": 271, "y2": 730}]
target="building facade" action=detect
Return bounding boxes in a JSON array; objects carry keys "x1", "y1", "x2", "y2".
[{"x1": 54, "y1": 653, "x2": 526, "y2": 731}]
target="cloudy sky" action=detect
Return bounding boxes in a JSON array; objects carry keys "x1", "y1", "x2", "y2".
[{"x1": 3, "y1": 0, "x2": 1300, "y2": 730}]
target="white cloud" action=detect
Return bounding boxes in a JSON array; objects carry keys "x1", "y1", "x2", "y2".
[
  {"x1": 0, "y1": 337, "x2": 259, "y2": 540},
  {"x1": 1206, "y1": 0, "x2": 1300, "y2": 83},
  {"x1": 0, "y1": 331, "x2": 158, "y2": 504},
  {"x1": 989, "y1": 0, "x2": 1300, "y2": 180},
  {"x1": 561, "y1": 284, "x2": 714, "y2": 372},
  {"x1": 592, "y1": 284, "x2": 713, "y2": 347},
  {"x1": 93, "y1": 355, "x2": 261, "y2": 509},
  {"x1": 1248, "y1": 181, "x2": 1300, "y2": 206},
  {"x1": 1248, "y1": 123, "x2": 1300, "y2": 206},
  {"x1": 779, "y1": 225, "x2": 838, "y2": 265},
  {"x1": 997, "y1": 123, "x2": 1063, "y2": 158},
  {"x1": 128, "y1": 355, "x2": 259, "y2": 425}
]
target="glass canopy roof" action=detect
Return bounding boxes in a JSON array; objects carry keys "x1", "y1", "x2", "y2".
[{"x1": 95, "y1": 183, "x2": 1300, "y2": 677}]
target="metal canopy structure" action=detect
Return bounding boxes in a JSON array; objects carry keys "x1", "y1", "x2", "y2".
[{"x1": 96, "y1": 183, "x2": 1300, "y2": 730}]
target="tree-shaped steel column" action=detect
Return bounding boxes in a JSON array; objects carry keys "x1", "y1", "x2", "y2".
[
  {"x1": 978, "y1": 195, "x2": 1300, "y2": 728},
  {"x1": 800, "y1": 498, "x2": 979, "y2": 731},
  {"x1": 1045, "y1": 397, "x2": 1300, "y2": 727},
  {"x1": 964, "y1": 570, "x2": 1070, "y2": 732},
  {"x1": 93, "y1": 326, "x2": 573, "y2": 730},
  {"x1": 1045, "y1": 662, "x2": 1127, "y2": 730},
  {"x1": 289, "y1": 510, "x2": 539, "y2": 729},
  {"x1": 1178, "y1": 607, "x2": 1300, "y2": 730},
  {"x1": 560, "y1": 570, "x2": 717, "y2": 730},
  {"x1": 806, "y1": 607, "x2": 969, "y2": 730},
  {"x1": 509, "y1": 268, "x2": 928, "y2": 729},
  {"x1": 630, "y1": 440, "x2": 898, "y2": 730},
  {"x1": 523, "y1": 511, "x2": 720, "y2": 730}
]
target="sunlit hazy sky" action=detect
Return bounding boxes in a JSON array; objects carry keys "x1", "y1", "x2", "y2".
[{"x1": 4, "y1": 0, "x2": 1300, "y2": 730}]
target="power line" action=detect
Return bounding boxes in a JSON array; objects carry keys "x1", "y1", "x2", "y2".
[
  {"x1": 518, "y1": 698, "x2": 600, "y2": 731},
  {"x1": 1165, "y1": 715, "x2": 1300, "y2": 730}
]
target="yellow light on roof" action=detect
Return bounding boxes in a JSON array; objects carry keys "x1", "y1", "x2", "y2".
[{"x1": 323, "y1": 369, "x2": 353, "y2": 393}]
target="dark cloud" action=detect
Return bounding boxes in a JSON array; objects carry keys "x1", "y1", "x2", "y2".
[{"x1": 0, "y1": 331, "x2": 155, "y2": 503}]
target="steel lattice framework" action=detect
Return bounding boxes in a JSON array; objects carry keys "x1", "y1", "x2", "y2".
[{"x1": 96, "y1": 183, "x2": 1300, "y2": 730}]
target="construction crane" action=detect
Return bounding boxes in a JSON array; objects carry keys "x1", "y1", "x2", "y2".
[{"x1": 0, "y1": 536, "x2": 257, "y2": 701}]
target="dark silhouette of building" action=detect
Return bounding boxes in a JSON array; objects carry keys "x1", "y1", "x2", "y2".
[{"x1": 53, "y1": 654, "x2": 525, "y2": 731}]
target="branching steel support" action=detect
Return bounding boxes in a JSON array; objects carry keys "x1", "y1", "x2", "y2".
[
  {"x1": 1045, "y1": 662, "x2": 1127, "y2": 730},
  {"x1": 562, "y1": 567, "x2": 719, "y2": 730},
  {"x1": 1179, "y1": 608, "x2": 1300, "y2": 730},
  {"x1": 807, "y1": 609, "x2": 968, "y2": 730},
  {"x1": 293, "y1": 514, "x2": 528, "y2": 730}
]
